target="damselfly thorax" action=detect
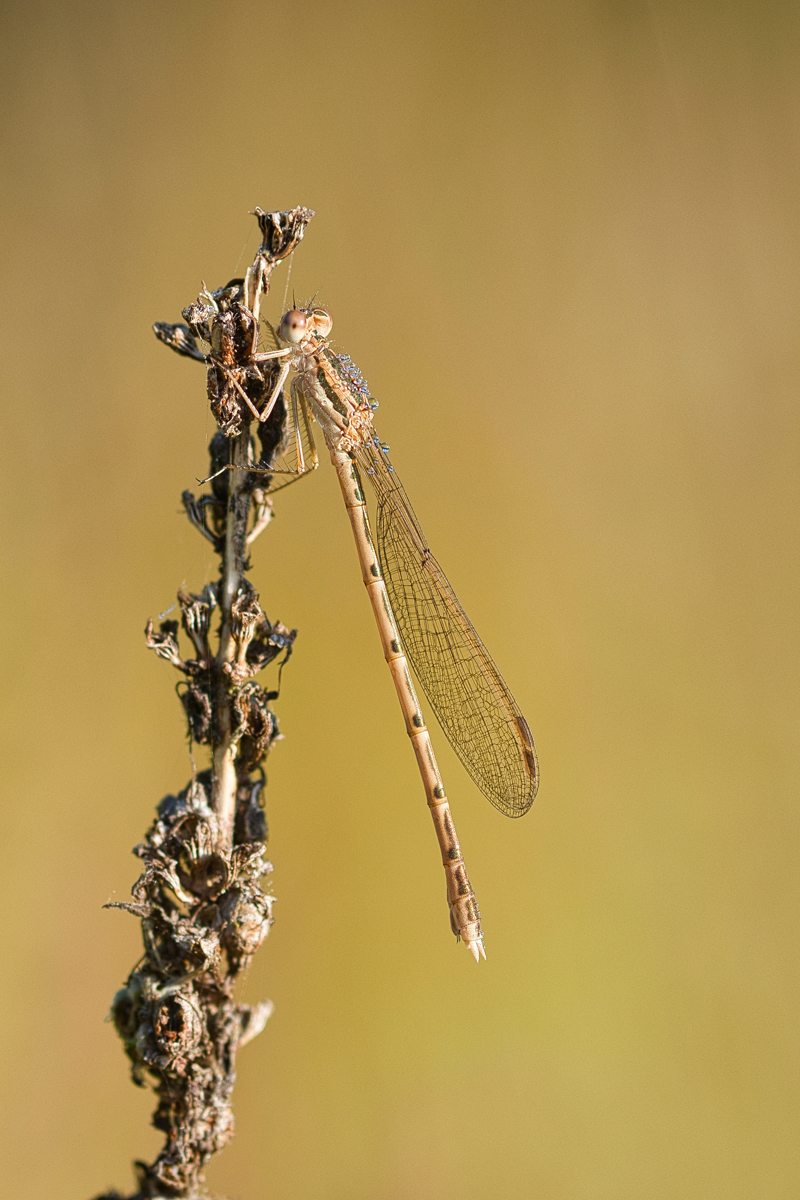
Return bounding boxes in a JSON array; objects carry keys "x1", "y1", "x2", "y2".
[{"x1": 273, "y1": 305, "x2": 379, "y2": 455}]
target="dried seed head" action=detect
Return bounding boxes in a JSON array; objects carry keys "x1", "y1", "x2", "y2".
[
  {"x1": 220, "y1": 889, "x2": 275, "y2": 972},
  {"x1": 252, "y1": 205, "x2": 315, "y2": 262},
  {"x1": 178, "y1": 587, "x2": 214, "y2": 660},
  {"x1": 145, "y1": 619, "x2": 185, "y2": 670},
  {"x1": 110, "y1": 976, "x2": 144, "y2": 1050},
  {"x1": 152, "y1": 991, "x2": 205, "y2": 1065},
  {"x1": 231, "y1": 683, "x2": 278, "y2": 772},
  {"x1": 172, "y1": 811, "x2": 230, "y2": 900},
  {"x1": 234, "y1": 778, "x2": 269, "y2": 844},
  {"x1": 180, "y1": 680, "x2": 213, "y2": 744},
  {"x1": 231, "y1": 583, "x2": 263, "y2": 646},
  {"x1": 177, "y1": 850, "x2": 230, "y2": 900},
  {"x1": 152, "y1": 321, "x2": 206, "y2": 362}
]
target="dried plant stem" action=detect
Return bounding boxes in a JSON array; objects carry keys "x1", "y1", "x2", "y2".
[
  {"x1": 94, "y1": 207, "x2": 314, "y2": 1200},
  {"x1": 213, "y1": 430, "x2": 253, "y2": 849}
]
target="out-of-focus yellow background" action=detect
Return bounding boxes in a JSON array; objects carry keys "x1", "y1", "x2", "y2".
[{"x1": 1, "y1": 2, "x2": 798, "y2": 1197}]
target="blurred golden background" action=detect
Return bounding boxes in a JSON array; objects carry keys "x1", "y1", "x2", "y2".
[{"x1": 1, "y1": 1, "x2": 798, "y2": 1197}]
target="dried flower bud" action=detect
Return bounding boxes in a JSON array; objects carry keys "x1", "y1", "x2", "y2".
[
  {"x1": 231, "y1": 583, "x2": 263, "y2": 646},
  {"x1": 252, "y1": 205, "x2": 315, "y2": 262},
  {"x1": 220, "y1": 888, "x2": 274, "y2": 972},
  {"x1": 178, "y1": 587, "x2": 214, "y2": 662},
  {"x1": 145, "y1": 619, "x2": 186, "y2": 670},
  {"x1": 152, "y1": 991, "x2": 204, "y2": 1067},
  {"x1": 180, "y1": 679, "x2": 213, "y2": 744},
  {"x1": 152, "y1": 321, "x2": 207, "y2": 362}
]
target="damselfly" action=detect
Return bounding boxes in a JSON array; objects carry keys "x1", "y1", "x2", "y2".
[
  {"x1": 167, "y1": 271, "x2": 539, "y2": 959},
  {"x1": 215, "y1": 301, "x2": 538, "y2": 961}
]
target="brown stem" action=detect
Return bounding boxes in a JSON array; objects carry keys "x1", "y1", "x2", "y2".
[
  {"x1": 97, "y1": 206, "x2": 313, "y2": 1200},
  {"x1": 213, "y1": 430, "x2": 252, "y2": 849}
]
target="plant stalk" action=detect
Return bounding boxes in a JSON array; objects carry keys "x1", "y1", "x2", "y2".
[
  {"x1": 95, "y1": 206, "x2": 314, "y2": 1200},
  {"x1": 213, "y1": 429, "x2": 253, "y2": 849}
]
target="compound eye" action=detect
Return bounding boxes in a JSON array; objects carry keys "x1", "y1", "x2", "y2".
[
  {"x1": 308, "y1": 308, "x2": 333, "y2": 338},
  {"x1": 278, "y1": 309, "x2": 308, "y2": 344}
]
